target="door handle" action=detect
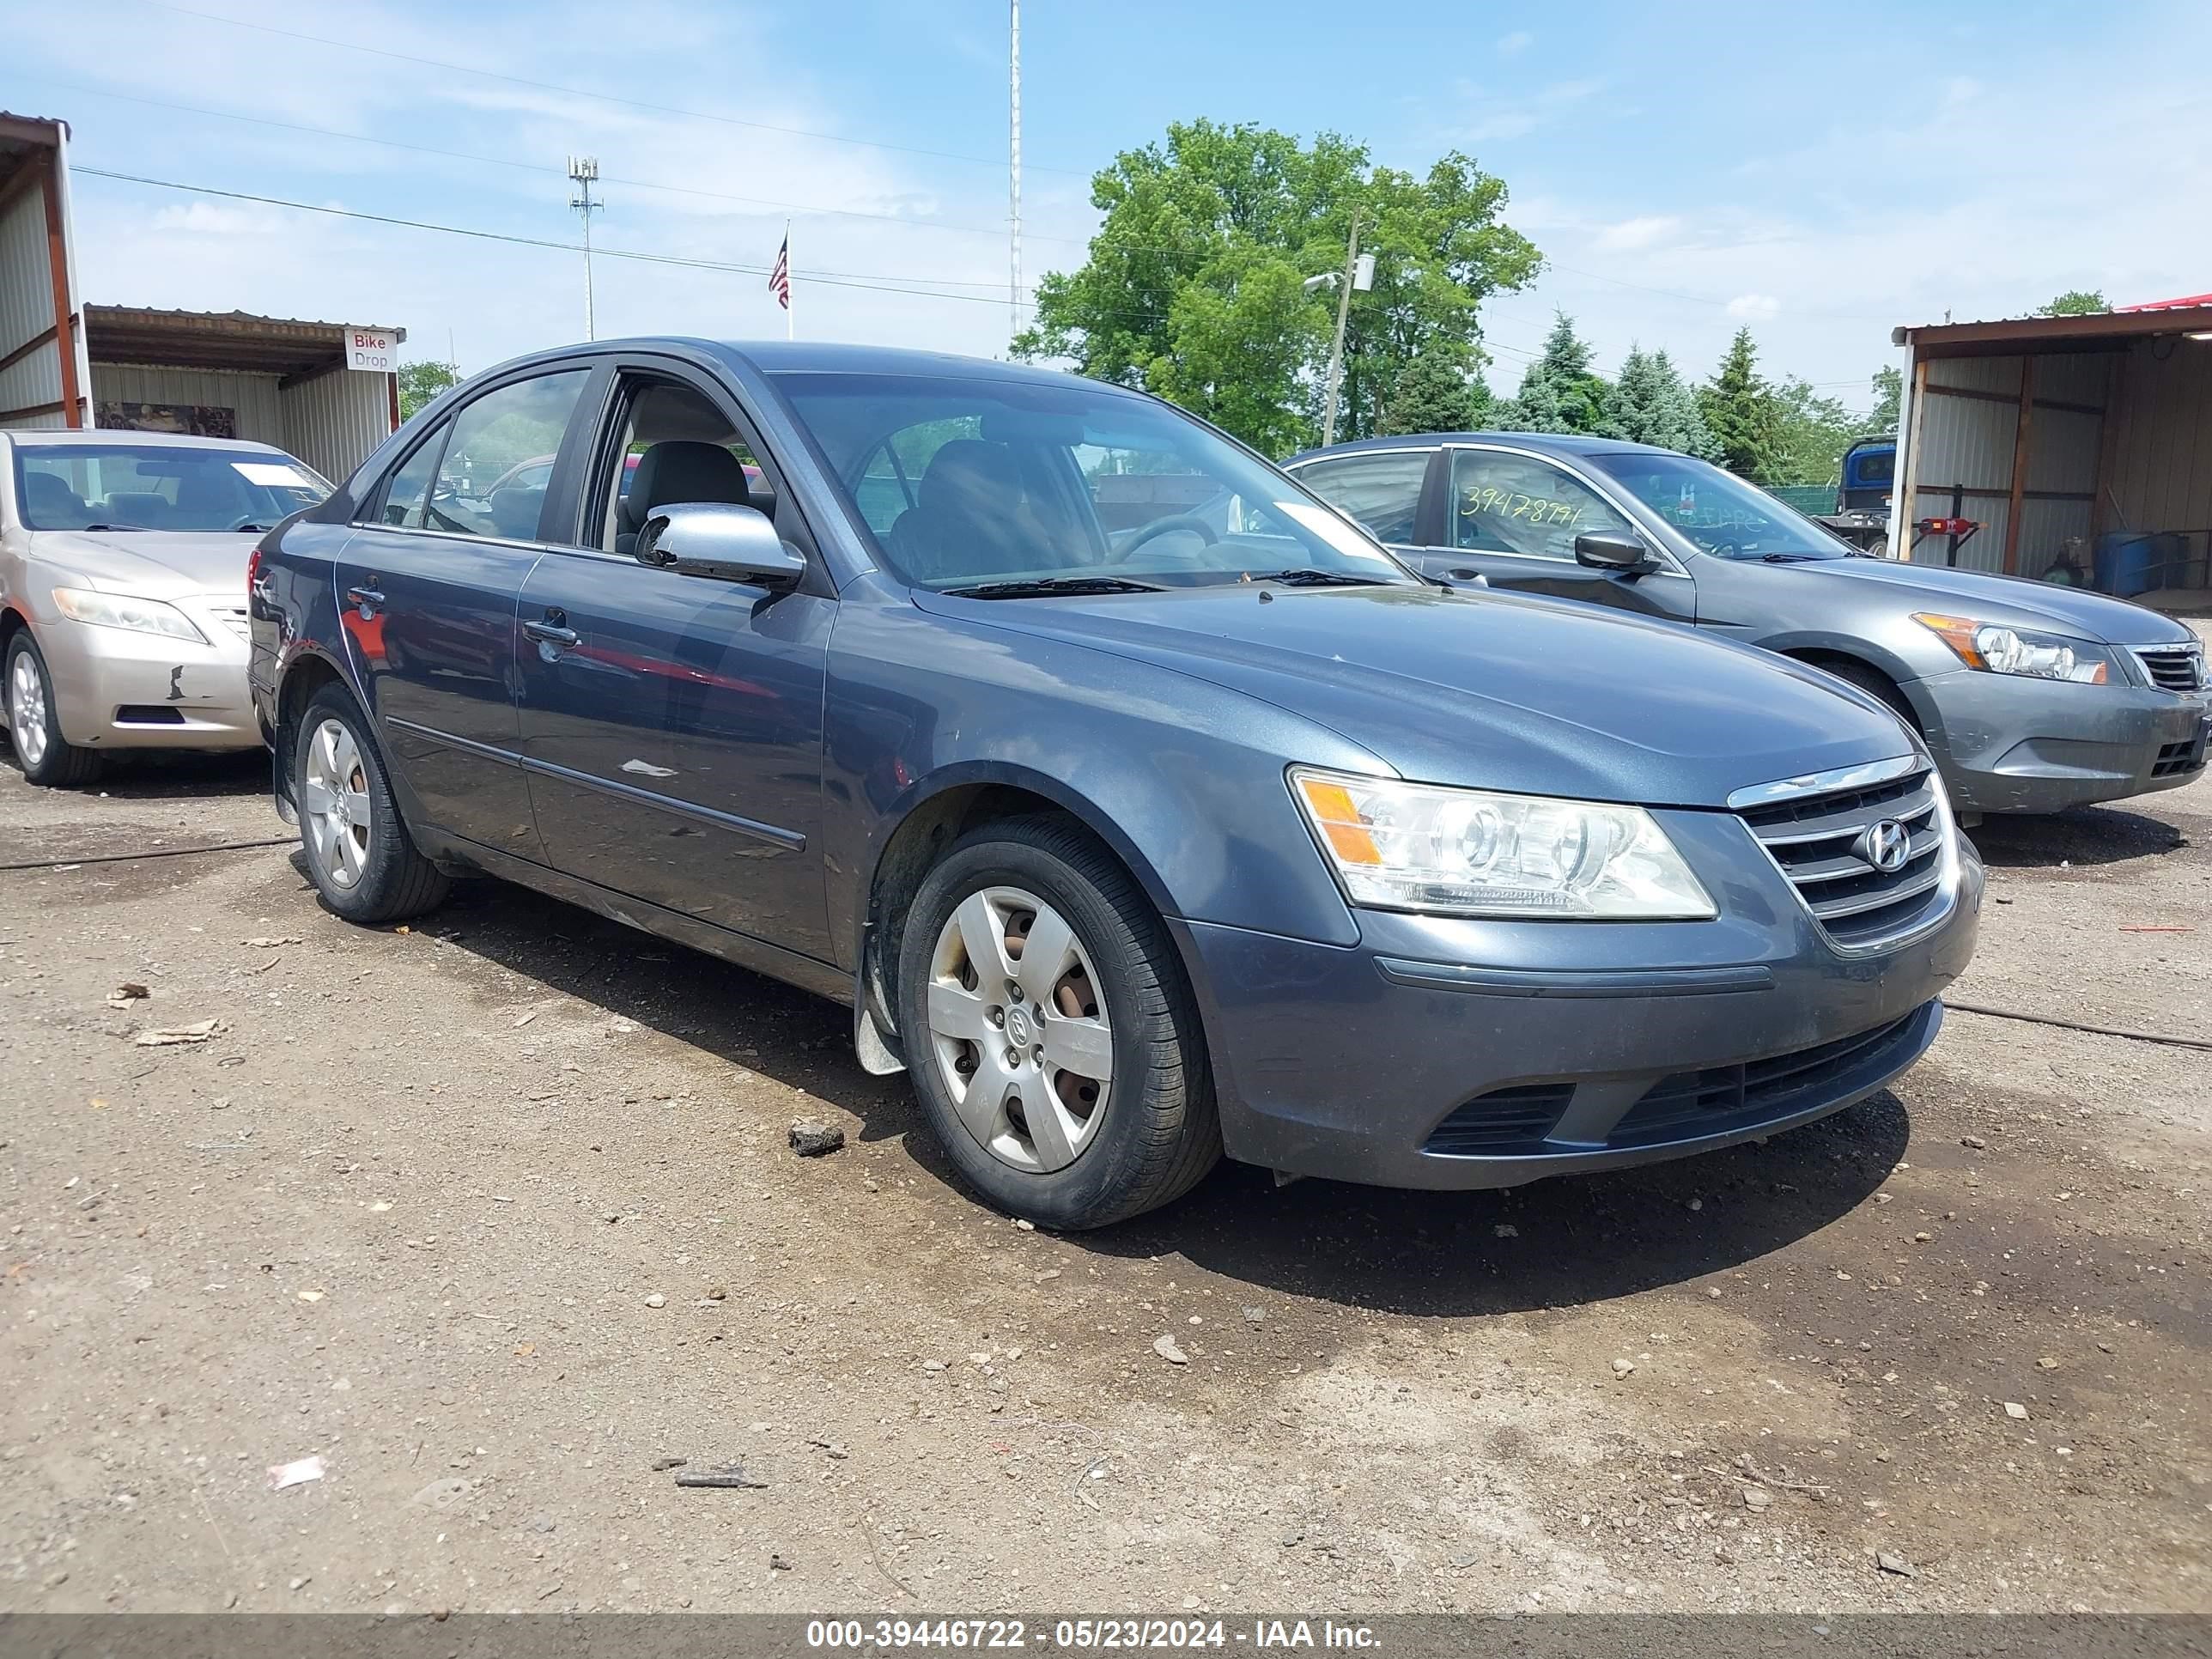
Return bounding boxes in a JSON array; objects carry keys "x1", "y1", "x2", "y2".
[
  {"x1": 1448, "y1": 568, "x2": 1480, "y2": 580},
  {"x1": 345, "y1": 585, "x2": 385, "y2": 614},
  {"x1": 524, "y1": 613, "x2": 580, "y2": 648}
]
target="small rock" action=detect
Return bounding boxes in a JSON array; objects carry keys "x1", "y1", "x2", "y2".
[
  {"x1": 1493, "y1": 1223, "x2": 1518, "y2": 1238},
  {"x1": 289, "y1": 1576, "x2": 312, "y2": 1592},
  {"x1": 2003, "y1": 1401, "x2": 2029, "y2": 1420},
  {"x1": 1742, "y1": 1486, "x2": 1771, "y2": 1511},
  {"x1": 110, "y1": 982, "x2": 150, "y2": 1004},
  {"x1": 644, "y1": 1293, "x2": 666, "y2": 1309},
  {"x1": 650, "y1": 1456, "x2": 688, "y2": 1472},
  {"x1": 2036, "y1": 1357, "x2": 2058, "y2": 1370},
  {"x1": 1013, "y1": 1218, "x2": 1035, "y2": 1231},
  {"x1": 1960, "y1": 1134, "x2": 1986, "y2": 1150},
  {"x1": 1153, "y1": 1334, "x2": 1189, "y2": 1365},
  {"x1": 922, "y1": 1359, "x2": 946, "y2": 1372},
  {"x1": 788, "y1": 1118, "x2": 846, "y2": 1157},
  {"x1": 705, "y1": 1285, "x2": 727, "y2": 1301},
  {"x1": 1875, "y1": 1552, "x2": 1917, "y2": 1578},
  {"x1": 1913, "y1": 1231, "x2": 1932, "y2": 1243},
  {"x1": 1611, "y1": 1358, "x2": 1636, "y2": 1378},
  {"x1": 769, "y1": 1553, "x2": 794, "y2": 1571},
  {"x1": 1242, "y1": 1306, "x2": 1264, "y2": 1325}
]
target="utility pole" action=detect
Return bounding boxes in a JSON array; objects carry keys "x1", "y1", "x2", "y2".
[
  {"x1": 1320, "y1": 207, "x2": 1363, "y2": 447},
  {"x1": 1008, "y1": 0, "x2": 1022, "y2": 350},
  {"x1": 568, "y1": 155, "x2": 601, "y2": 341}
]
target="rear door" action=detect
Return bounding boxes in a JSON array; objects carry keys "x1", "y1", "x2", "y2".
[
  {"x1": 336, "y1": 364, "x2": 594, "y2": 854},
  {"x1": 1404, "y1": 445, "x2": 1698, "y2": 623},
  {"x1": 513, "y1": 356, "x2": 834, "y2": 960}
]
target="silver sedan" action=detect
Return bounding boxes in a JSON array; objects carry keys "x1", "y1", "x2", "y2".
[{"x1": 1, "y1": 429, "x2": 330, "y2": 784}]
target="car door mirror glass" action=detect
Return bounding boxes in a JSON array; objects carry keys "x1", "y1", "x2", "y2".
[
  {"x1": 635, "y1": 501, "x2": 806, "y2": 589},
  {"x1": 1575, "y1": 532, "x2": 1655, "y2": 573}
]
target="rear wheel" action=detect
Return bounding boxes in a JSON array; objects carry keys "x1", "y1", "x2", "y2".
[
  {"x1": 5, "y1": 633, "x2": 101, "y2": 787},
  {"x1": 896, "y1": 817, "x2": 1218, "y2": 1229},
  {"x1": 295, "y1": 686, "x2": 449, "y2": 923}
]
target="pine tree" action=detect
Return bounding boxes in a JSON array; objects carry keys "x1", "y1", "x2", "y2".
[
  {"x1": 1494, "y1": 312, "x2": 1607, "y2": 434},
  {"x1": 1698, "y1": 327, "x2": 1781, "y2": 481},
  {"x1": 1380, "y1": 349, "x2": 1490, "y2": 435},
  {"x1": 1596, "y1": 346, "x2": 1716, "y2": 456}
]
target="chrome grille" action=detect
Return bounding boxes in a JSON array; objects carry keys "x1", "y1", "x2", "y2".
[
  {"x1": 2135, "y1": 644, "x2": 2204, "y2": 693},
  {"x1": 1736, "y1": 766, "x2": 1949, "y2": 951}
]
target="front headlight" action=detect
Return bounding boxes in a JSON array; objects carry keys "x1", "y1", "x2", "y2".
[
  {"x1": 1291, "y1": 768, "x2": 1717, "y2": 920},
  {"x1": 1912, "y1": 612, "x2": 2112, "y2": 684},
  {"x1": 52, "y1": 587, "x2": 208, "y2": 645}
]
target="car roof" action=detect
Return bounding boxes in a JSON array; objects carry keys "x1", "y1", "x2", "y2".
[
  {"x1": 3, "y1": 428, "x2": 295, "y2": 453},
  {"x1": 1286, "y1": 432, "x2": 1680, "y2": 465},
  {"x1": 471, "y1": 337, "x2": 1128, "y2": 394}
]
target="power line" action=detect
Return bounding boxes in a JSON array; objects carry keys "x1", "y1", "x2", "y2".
[
  {"x1": 23, "y1": 77, "x2": 1103, "y2": 249},
  {"x1": 74, "y1": 168, "x2": 1035, "y2": 306},
  {"x1": 127, "y1": 0, "x2": 1090, "y2": 178}
]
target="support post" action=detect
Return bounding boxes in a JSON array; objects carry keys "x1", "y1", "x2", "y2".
[
  {"x1": 1320, "y1": 207, "x2": 1362, "y2": 449},
  {"x1": 2002, "y1": 356, "x2": 2035, "y2": 575}
]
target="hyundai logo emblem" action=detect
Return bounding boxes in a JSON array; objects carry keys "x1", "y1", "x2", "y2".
[{"x1": 1859, "y1": 818, "x2": 1911, "y2": 873}]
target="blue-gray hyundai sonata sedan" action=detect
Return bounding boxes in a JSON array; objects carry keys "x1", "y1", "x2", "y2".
[{"x1": 249, "y1": 342, "x2": 1982, "y2": 1228}]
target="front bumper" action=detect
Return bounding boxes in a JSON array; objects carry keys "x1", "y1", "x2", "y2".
[
  {"x1": 1173, "y1": 808, "x2": 1982, "y2": 1192},
  {"x1": 1907, "y1": 666, "x2": 2209, "y2": 814},
  {"x1": 36, "y1": 609, "x2": 260, "y2": 752}
]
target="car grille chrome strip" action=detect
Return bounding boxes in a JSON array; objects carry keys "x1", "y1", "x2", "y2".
[
  {"x1": 1734, "y1": 765, "x2": 1955, "y2": 951},
  {"x1": 2134, "y1": 644, "x2": 2205, "y2": 693}
]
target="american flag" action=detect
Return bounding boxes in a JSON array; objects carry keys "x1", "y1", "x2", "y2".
[{"x1": 768, "y1": 234, "x2": 790, "y2": 311}]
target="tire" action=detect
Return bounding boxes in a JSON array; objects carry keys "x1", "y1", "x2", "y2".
[
  {"x1": 895, "y1": 815, "x2": 1219, "y2": 1229},
  {"x1": 294, "y1": 685, "x2": 450, "y2": 924},
  {"x1": 4, "y1": 632, "x2": 101, "y2": 787},
  {"x1": 1820, "y1": 658, "x2": 1921, "y2": 734}
]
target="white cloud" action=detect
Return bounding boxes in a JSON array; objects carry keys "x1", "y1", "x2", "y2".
[
  {"x1": 1498, "y1": 30, "x2": 1534, "y2": 54},
  {"x1": 1593, "y1": 215, "x2": 1683, "y2": 253},
  {"x1": 1725, "y1": 293, "x2": 1782, "y2": 320}
]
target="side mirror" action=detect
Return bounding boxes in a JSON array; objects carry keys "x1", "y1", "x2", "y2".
[
  {"x1": 635, "y1": 501, "x2": 806, "y2": 590},
  {"x1": 1575, "y1": 532, "x2": 1656, "y2": 574}
]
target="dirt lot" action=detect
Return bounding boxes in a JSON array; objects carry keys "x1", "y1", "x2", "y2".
[{"x1": 1, "y1": 734, "x2": 2207, "y2": 1616}]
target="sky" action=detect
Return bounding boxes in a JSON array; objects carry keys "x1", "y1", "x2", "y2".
[{"x1": 9, "y1": 0, "x2": 2211, "y2": 416}]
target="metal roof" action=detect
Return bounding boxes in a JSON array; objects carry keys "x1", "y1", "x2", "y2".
[
  {"x1": 1892, "y1": 306, "x2": 2212, "y2": 356},
  {"x1": 83, "y1": 306, "x2": 406, "y2": 379}
]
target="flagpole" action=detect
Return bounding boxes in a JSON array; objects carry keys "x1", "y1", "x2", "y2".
[{"x1": 784, "y1": 219, "x2": 793, "y2": 341}]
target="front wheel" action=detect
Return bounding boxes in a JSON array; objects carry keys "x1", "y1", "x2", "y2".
[
  {"x1": 896, "y1": 816, "x2": 1219, "y2": 1229},
  {"x1": 5, "y1": 633, "x2": 101, "y2": 787},
  {"x1": 294, "y1": 687, "x2": 450, "y2": 924}
]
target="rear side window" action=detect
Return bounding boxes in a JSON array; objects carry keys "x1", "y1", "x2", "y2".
[
  {"x1": 1293, "y1": 450, "x2": 1431, "y2": 544},
  {"x1": 422, "y1": 371, "x2": 590, "y2": 541}
]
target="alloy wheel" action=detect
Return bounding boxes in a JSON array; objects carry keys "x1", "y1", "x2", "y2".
[
  {"x1": 924, "y1": 884, "x2": 1115, "y2": 1173},
  {"x1": 9, "y1": 651, "x2": 50, "y2": 769},
  {"x1": 301, "y1": 717, "x2": 373, "y2": 889}
]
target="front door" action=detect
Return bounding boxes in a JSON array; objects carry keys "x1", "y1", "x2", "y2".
[
  {"x1": 1407, "y1": 446, "x2": 1698, "y2": 624},
  {"x1": 335, "y1": 367, "x2": 592, "y2": 854},
  {"x1": 514, "y1": 365, "x2": 833, "y2": 960}
]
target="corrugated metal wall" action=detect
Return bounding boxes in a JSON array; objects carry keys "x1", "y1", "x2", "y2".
[
  {"x1": 86, "y1": 362, "x2": 393, "y2": 480},
  {"x1": 278, "y1": 369, "x2": 393, "y2": 483},
  {"x1": 2105, "y1": 338, "x2": 2212, "y2": 539},
  {"x1": 1907, "y1": 351, "x2": 2111, "y2": 578},
  {"x1": 0, "y1": 184, "x2": 64, "y2": 429}
]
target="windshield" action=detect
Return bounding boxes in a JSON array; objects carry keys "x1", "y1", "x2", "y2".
[
  {"x1": 771, "y1": 371, "x2": 1415, "y2": 592},
  {"x1": 1589, "y1": 451, "x2": 1856, "y2": 562},
  {"x1": 15, "y1": 444, "x2": 331, "y2": 532}
]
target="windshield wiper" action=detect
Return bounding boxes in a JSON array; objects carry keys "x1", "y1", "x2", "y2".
[
  {"x1": 1758, "y1": 551, "x2": 1824, "y2": 563},
  {"x1": 941, "y1": 574, "x2": 1165, "y2": 599},
  {"x1": 80, "y1": 523, "x2": 147, "y2": 532},
  {"x1": 1242, "y1": 568, "x2": 1398, "y2": 587}
]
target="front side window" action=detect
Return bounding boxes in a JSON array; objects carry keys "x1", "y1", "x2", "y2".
[
  {"x1": 1590, "y1": 451, "x2": 1854, "y2": 562},
  {"x1": 1292, "y1": 450, "x2": 1431, "y2": 544},
  {"x1": 772, "y1": 372, "x2": 1415, "y2": 592},
  {"x1": 423, "y1": 370, "x2": 589, "y2": 541},
  {"x1": 597, "y1": 379, "x2": 768, "y2": 554},
  {"x1": 15, "y1": 444, "x2": 329, "y2": 532},
  {"x1": 378, "y1": 428, "x2": 447, "y2": 528},
  {"x1": 1449, "y1": 449, "x2": 1635, "y2": 561}
]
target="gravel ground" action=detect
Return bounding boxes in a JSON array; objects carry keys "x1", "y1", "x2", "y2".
[{"x1": 0, "y1": 738, "x2": 2206, "y2": 1616}]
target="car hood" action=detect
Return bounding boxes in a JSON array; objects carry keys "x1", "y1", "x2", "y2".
[
  {"x1": 915, "y1": 584, "x2": 1919, "y2": 810},
  {"x1": 28, "y1": 530, "x2": 256, "y2": 599},
  {"x1": 1796, "y1": 556, "x2": 2195, "y2": 647}
]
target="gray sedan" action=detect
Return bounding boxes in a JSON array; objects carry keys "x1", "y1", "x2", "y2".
[
  {"x1": 1289, "y1": 434, "x2": 2210, "y2": 817},
  {"x1": 1, "y1": 429, "x2": 329, "y2": 784}
]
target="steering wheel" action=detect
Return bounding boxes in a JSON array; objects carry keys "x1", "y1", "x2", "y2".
[
  {"x1": 1109, "y1": 514, "x2": 1220, "y2": 563},
  {"x1": 228, "y1": 514, "x2": 270, "y2": 533},
  {"x1": 1706, "y1": 539, "x2": 1739, "y2": 559}
]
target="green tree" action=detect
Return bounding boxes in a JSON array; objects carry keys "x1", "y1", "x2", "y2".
[
  {"x1": 1698, "y1": 328, "x2": 1781, "y2": 481},
  {"x1": 1869, "y1": 364, "x2": 1902, "y2": 435},
  {"x1": 1494, "y1": 313, "x2": 1608, "y2": 434},
  {"x1": 1379, "y1": 347, "x2": 1491, "y2": 434},
  {"x1": 1014, "y1": 119, "x2": 1540, "y2": 453},
  {"x1": 1595, "y1": 345, "x2": 1714, "y2": 455},
  {"x1": 1766, "y1": 375, "x2": 1859, "y2": 487},
  {"x1": 2035, "y1": 289, "x2": 2108, "y2": 317},
  {"x1": 398, "y1": 359, "x2": 461, "y2": 421}
]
